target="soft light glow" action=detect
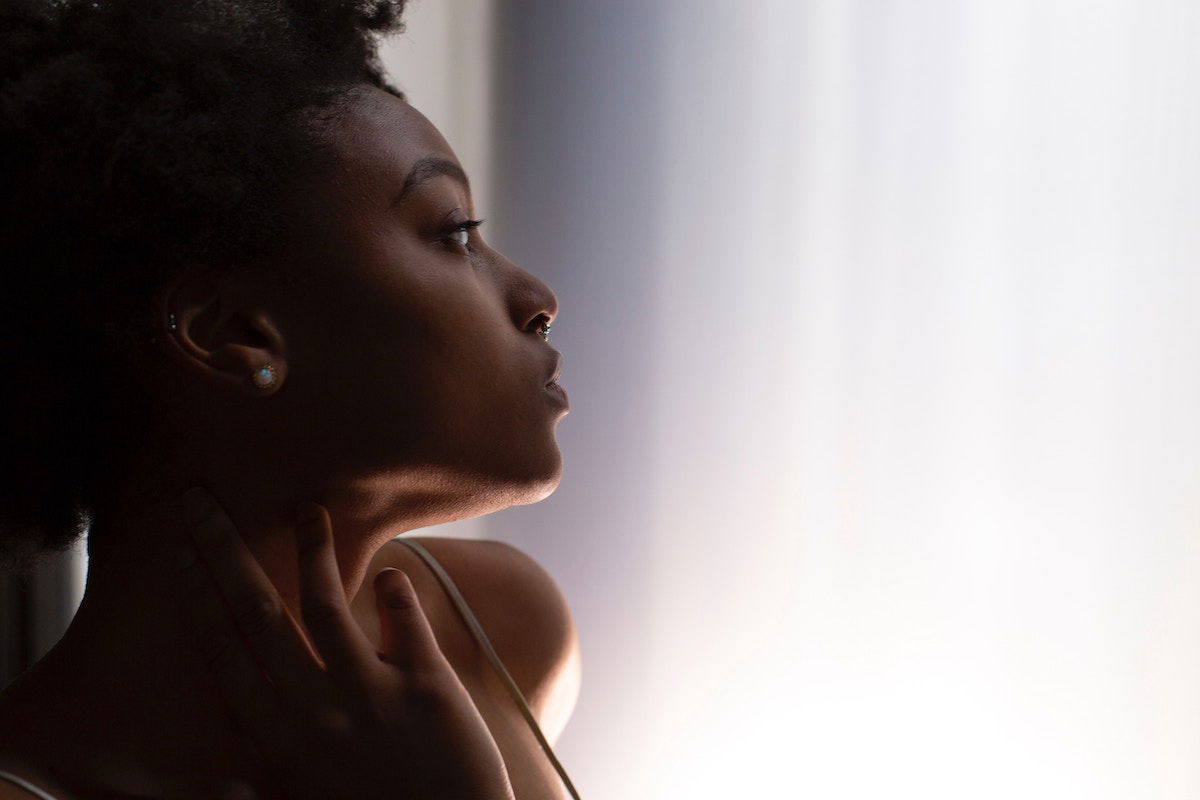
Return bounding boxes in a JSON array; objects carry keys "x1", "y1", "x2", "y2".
[{"x1": 487, "y1": 2, "x2": 1200, "y2": 797}]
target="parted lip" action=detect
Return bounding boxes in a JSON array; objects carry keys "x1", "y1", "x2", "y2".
[{"x1": 546, "y1": 351, "x2": 563, "y2": 386}]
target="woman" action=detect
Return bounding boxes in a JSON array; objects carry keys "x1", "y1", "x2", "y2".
[{"x1": 0, "y1": 1, "x2": 580, "y2": 798}]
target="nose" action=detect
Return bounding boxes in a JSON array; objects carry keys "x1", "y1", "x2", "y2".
[{"x1": 500, "y1": 255, "x2": 558, "y2": 336}]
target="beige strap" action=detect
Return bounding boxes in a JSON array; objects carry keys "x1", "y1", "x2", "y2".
[
  {"x1": 0, "y1": 770, "x2": 60, "y2": 800},
  {"x1": 393, "y1": 537, "x2": 581, "y2": 800}
]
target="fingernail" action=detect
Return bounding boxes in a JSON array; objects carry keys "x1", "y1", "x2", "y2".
[
  {"x1": 294, "y1": 501, "x2": 321, "y2": 526},
  {"x1": 377, "y1": 568, "x2": 411, "y2": 609},
  {"x1": 182, "y1": 487, "x2": 211, "y2": 525}
]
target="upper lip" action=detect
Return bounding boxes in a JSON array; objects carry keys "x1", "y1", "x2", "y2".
[{"x1": 546, "y1": 351, "x2": 563, "y2": 386}]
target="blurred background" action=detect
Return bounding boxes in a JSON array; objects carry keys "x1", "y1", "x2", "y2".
[{"x1": 5, "y1": 1, "x2": 1200, "y2": 797}]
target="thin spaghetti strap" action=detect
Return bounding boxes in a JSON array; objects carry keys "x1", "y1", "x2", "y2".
[
  {"x1": 0, "y1": 769, "x2": 61, "y2": 800},
  {"x1": 392, "y1": 537, "x2": 582, "y2": 800}
]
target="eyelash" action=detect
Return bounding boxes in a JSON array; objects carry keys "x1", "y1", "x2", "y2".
[{"x1": 443, "y1": 218, "x2": 485, "y2": 251}]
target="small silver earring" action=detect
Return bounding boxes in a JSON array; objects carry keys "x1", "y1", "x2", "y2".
[
  {"x1": 167, "y1": 313, "x2": 178, "y2": 332},
  {"x1": 251, "y1": 364, "x2": 278, "y2": 390}
]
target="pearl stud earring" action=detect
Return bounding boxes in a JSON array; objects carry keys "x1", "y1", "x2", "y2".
[{"x1": 251, "y1": 364, "x2": 278, "y2": 390}]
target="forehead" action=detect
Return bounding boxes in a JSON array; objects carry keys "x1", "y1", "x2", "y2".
[
  {"x1": 259, "y1": 87, "x2": 464, "y2": 269},
  {"x1": 314, "y1": 85, "x2": 461, "y2": 201}
]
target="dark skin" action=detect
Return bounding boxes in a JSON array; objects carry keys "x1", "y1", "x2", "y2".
[{"x1": 0, "y1": 85, "x2": 579, "y2": 799}]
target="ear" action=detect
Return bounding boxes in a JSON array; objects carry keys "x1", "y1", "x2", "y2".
[{"x1": 160, "y1": 273, "x2": 289, "y2": 395}]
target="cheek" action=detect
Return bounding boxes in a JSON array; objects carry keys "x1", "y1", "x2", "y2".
[
  {"x1": 360, "y1": 305, "x2": 503, "y2": 433},
  {"x1": 299, "y1": 246, "x2": 532, "y2": 450}
]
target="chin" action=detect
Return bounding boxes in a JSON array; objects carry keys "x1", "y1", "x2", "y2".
[
  {"x1": 507, "y1": 450, "x2": 564, "y2": 505},
  {"x1": 488, "y1": 446, "x2": 564, "y2": 507},
  {"x1": 517, "y1": 472, "x2": 562, "y2": 505},
  {"x1": 437, "y1": 472, "x2": 560, "y2": 527},
  {"x1": 412, "y1": 441, "x2": 564, "y2": 519}
]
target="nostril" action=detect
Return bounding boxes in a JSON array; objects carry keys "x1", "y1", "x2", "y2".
[{"x1": 529, "y1": 313, "x2": 552, "y2": 341}]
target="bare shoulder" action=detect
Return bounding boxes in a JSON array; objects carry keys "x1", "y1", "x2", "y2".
[
  {"x1": 0, "y1": 782, "x2": 45, "y2": 800},
  {"x1": 0, "y1": 757, "x2": 66, "y2": 800},
  {"x1": 374, "y1": 536, "x2": 581, "y2": 736},
  {"x1": 0, "y1": 692, "x2": 66, "y2": 800}
]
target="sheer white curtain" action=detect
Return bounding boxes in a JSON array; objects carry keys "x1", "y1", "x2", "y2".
[{"x1": 488, "y1": 2, "x2": 1200, "y2": 798}]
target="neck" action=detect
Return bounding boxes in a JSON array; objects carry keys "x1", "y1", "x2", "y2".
[
  {"x1": 5, "y1": 450, "x2": 424, "y2": 795},
  {"x1": 80, "y1": 436, "x2": 440, "y2": 619},
  {"x1": 1, "y1": 429, "x2": 504, "y2": 793}
]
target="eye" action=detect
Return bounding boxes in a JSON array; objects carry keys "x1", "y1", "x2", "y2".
[{"x1": 442, "y1": 218, "x2": 484, "y2": 252}]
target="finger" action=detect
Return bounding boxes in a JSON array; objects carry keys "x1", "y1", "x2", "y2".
[
  {"x1": 293, "y1": 502, "x2": 378, "y2": 681},
  {"x1": 181, "y1": 486, "x2": 323, "y2": 695},
  {"x1": 175, "y1": 545, "x2": 279, "y2": 745},
  {"x1": 373, "y1": 567, "x2": 447, "y2": 672}
]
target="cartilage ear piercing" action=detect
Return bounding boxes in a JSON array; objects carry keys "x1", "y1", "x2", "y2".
[{"x1": 251, "y1": 364, "x2": 278, "y2": 389}]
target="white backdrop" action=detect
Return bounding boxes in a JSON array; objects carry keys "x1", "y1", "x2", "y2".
[{"x1": 484, "y1": 2, "x2": 1200, "y2": 798}]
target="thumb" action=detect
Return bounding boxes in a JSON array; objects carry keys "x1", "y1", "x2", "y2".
[{"x1": 374, "y1": 567, "x2": 445, "y2": 671}]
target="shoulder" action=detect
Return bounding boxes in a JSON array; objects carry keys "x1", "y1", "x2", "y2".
[
  {"x1": 373, "y1": 536, "x2": 581, "y2": 738},
  {"x1": 0, "y1": 778, "x2": 42, "y2": 800},
  {"x1": 0, "y1": 762, "x2": 66, "y2": 800},
  {"x1": 0, "y1": 783, "x2": 45, "y2": 800},
  {"x1": 0, "y1": 694, "x2": 68, "y2": 800}
]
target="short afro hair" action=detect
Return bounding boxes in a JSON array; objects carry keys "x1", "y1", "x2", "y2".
[{"x1": 0, "y1": 0, "x2": 408, "y2": 572}]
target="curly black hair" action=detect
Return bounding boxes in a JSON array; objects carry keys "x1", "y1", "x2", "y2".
[{"x1": 0, "y1": 0, "x2": 408, "y2": 573}]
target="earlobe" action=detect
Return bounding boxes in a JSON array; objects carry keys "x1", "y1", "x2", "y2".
[{"x1": 162, "y1": 275, "x2": 289, "y2": 395}]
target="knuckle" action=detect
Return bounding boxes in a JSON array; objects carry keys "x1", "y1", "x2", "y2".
[
  {"x1": 403, "y1": 679, "x2": 456, "y2": 717},
  {"x1": 282, "y1": 707, "x2": 356, "y2": 755},
  {"x1": 231, "y1": 591, "x2": 281, "y2": 637},
  {"x1": 316, "y1": 708, "x2": 356, "y2": 738},
  {"x1": 301, "y1": 595, "x2": 344, "y2": 629},
  {"x1": 382, "y1": 588, "x2": 416, "y2": 613},
  {"x1": 406, "y1": 669, "x2": 454, "y2": 702}
]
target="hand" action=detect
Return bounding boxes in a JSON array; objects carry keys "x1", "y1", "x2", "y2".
[{"x1": 175, "y1": 487, "x2": 515, "y2": 800}]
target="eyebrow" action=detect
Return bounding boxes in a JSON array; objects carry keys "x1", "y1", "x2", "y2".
[{"x1": 394, "y1": 155, "x2": 470, "y2": 203}]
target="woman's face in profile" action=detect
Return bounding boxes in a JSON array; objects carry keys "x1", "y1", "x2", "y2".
[{"x1": 262, "y1": 85, "x2": 567, "y2": 510}]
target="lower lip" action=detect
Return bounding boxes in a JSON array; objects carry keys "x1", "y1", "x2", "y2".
[{"x1": 545, "y1": 380, "x2": 569, "y2": 410}]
